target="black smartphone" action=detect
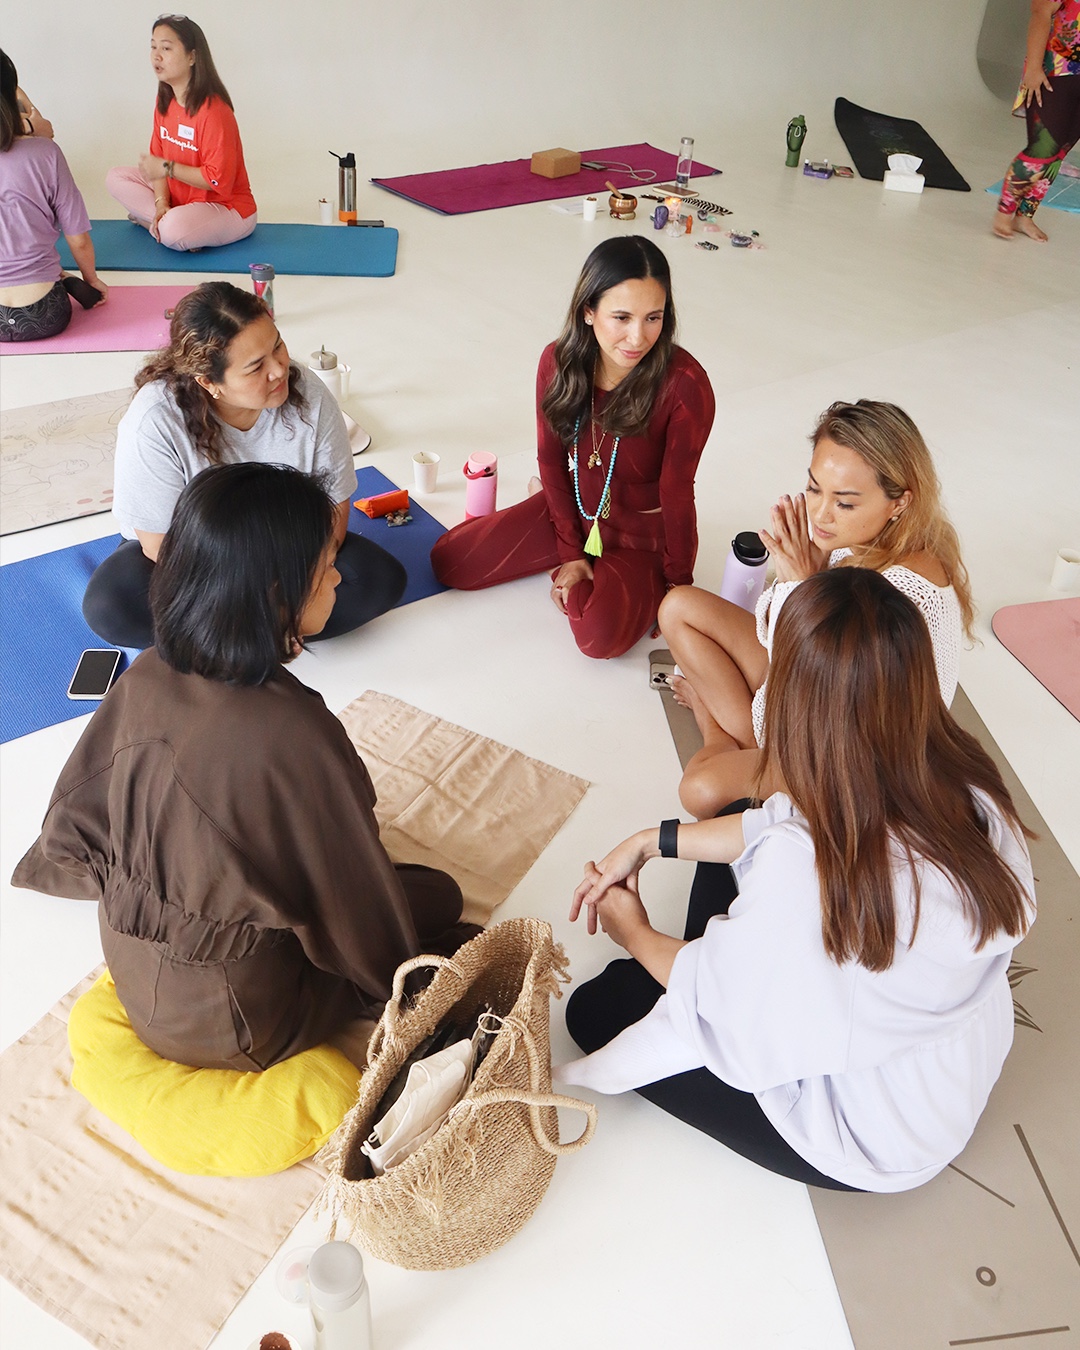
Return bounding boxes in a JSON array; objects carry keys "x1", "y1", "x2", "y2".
[{"x1": 67, "y1": 649, "x2": 123, "y2": 701}]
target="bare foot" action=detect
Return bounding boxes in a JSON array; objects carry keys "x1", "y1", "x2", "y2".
[
  {"x1": 1014, "y1": 214, "x2": 1049, "y2": 242},
  {"x1": 992, "y1": 210, "x2": 1016, "y2": 240},
  {"x1": 668, "y1": 672, "x2": 694, "y2": 710}
]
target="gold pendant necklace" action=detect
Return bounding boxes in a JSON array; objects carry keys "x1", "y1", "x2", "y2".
[{"x1": 588, "y1": 392, "x2": 605, "y2": 470}]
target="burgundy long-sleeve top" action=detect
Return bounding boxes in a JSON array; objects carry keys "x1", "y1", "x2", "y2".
[{"x1": 535, "y1": 342, "x2": 715, "y2": 587}]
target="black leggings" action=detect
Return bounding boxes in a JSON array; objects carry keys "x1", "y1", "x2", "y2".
[
  {"x1": 0, "y1": 275, "x2": 104, "y2": 343},
  {"x1": 82, "y1": 531, "x2": 408, "y2": 650},
  {"x1": 0, "y1": 280, "x2": 71, "y2": 342},
  {"x1": 564, "y1": 803, "x2": 860, "y2": 1191}
]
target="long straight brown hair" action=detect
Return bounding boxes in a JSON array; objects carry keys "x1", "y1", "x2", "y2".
[
  {"x1": 152, "y1": 16, "x2": 234, "y2": 116},
  {"x1": 758, "y1": 568, "x2": 1032, "y2": 972},
  {"x1": 540, "y1": 236, "x2": 677, "y2": 444}
]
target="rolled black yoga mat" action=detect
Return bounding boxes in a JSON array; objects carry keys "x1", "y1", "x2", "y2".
[{"x1": 834, "y1": 97, "x2": 971, "y2": 191}]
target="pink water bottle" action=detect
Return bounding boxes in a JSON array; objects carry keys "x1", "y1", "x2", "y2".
[
  {"x1": 719, "y1": 532, "x2": 769, "y2": 612},
  {"x1": 463, "y1": 452, "x2": 498, "y2": 519}
]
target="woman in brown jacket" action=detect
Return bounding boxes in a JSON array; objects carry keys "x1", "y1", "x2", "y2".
[{"x1": 13, "y1": 463, "x2": 474, "y2": 1070}]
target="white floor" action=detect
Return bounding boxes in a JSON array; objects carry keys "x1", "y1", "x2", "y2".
[{"x1": 2, "y1": 119, "x2": 1079, "y2": 1350}]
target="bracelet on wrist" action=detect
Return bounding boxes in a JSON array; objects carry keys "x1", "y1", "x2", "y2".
[{"x1": 658, "y1": 819, "x2": 680, "y2": 859}]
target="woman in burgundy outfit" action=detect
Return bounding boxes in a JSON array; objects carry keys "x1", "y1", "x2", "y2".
[{"x1": 431, "y1": 236, "x2": 715, "y2": 659}]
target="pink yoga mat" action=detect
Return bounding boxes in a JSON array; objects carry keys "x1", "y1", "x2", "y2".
[
  {"x1": 0, "y1": 285, "x2": 191, "y2": 356},
  {"x1": 992, "y1": 597, "x2": 1080, "y2": 721},
  {"x1": 372, "y1": 142, "x2": 721, "y2": 215}
]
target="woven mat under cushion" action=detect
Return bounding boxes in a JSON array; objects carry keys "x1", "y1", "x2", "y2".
[
  {"x1": 0, "y1": 969, "x2": 325, "y2": 1350},
  {"x1": 338, "y1": 691, "x2": 591, "y2": 926}
]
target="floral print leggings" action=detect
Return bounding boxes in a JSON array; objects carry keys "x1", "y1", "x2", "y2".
[{"x1": 999, "y1": 73, "x2": 1080, "y2": 218}]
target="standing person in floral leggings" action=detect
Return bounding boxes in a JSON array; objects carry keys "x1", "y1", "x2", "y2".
[{"x1": 993, "y1": 0, "x2": 1080, "y2": 241}]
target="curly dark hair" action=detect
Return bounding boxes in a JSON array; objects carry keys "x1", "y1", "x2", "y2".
[{"x1": 135, "y1": 282, "x2": 307, "y2": 465}]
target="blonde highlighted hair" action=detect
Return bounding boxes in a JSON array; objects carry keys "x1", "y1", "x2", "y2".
[{"x1": 812, "y1": 400, "x2": 975, "y2": 638}]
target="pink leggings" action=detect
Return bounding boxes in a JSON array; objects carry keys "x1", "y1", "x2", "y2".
[{"x1": 106, "y1": 166, "x2": 257, "y2": 251}]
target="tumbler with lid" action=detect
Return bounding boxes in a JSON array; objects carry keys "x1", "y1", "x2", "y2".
[
  {"x1": 308, "y1": 1241, "x2": 373, "y2": 1350},
  {"x1": 718, "y1": 532, "x2": 769, "y2": 612}
]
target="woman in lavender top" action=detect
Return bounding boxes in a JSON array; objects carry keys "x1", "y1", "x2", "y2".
[{"x1": 0, "y1": 50, "x2": 107, "y2": 343}]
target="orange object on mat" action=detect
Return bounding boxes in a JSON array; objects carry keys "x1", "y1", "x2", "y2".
[
  {"x1": 991, "y1": 597, "x2": 1080, "y2": 721},
  {"x1": 355, "y1": 488, "x2": 409, "y2": 517}
]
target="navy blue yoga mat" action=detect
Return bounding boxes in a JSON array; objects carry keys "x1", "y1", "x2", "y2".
[
  {"x1": 0, "y1": 467, "x2": 446, "y2": 743},
  {"x1": 347, "y1": 466, "x2": 448, "y2": 608},
  {"x1": 57, "y1": 220, "x2": 398, "y2": 277},
  {"x1": 0, "y1": 535, "x2": 139, "y2": 744}
]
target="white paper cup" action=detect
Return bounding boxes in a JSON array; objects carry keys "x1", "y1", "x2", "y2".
[
  {"x1": 413, "y1": 451, "x2": 440, "y2": 494},
  {"x1": 318, "y1": 199, "x2": 333, "y2": 226},
  {"x1": 582, "y1": 196, "x2": 598, "y2": 222},
  {"x1": 1050, "y1": 547, "x2": 1080, "y2": 592}
]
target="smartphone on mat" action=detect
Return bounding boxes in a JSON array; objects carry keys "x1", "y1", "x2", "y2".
[{"x1": 67, "y1": 649, "x2": 123, "y2": 701}]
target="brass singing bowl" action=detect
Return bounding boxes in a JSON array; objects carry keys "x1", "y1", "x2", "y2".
[{"x1": 608, "y1": 192, "x2": 637, "y2": 219}]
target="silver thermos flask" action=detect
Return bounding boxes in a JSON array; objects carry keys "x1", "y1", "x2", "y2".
[{"x1": 329, "y1": 151, "x2": 357, "y2": 222}]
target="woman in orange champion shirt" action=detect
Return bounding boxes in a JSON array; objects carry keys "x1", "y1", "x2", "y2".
[{"x1": 107, "y1": 16, "x2": 256, "y2": 252}]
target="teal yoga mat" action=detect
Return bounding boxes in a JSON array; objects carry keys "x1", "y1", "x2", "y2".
[
  {"x1": 0, "y1": 467, "x2": 445, "y2": 744},
  {"x1": 985, "y1": 173, "x2": 1080, "y2": 213},
  {"x1": 58, "y1": 220, "x2": 398, "y2": 276}
]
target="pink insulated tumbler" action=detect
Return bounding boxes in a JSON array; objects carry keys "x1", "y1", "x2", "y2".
[{"x1": 463, "y1": 452, "x2": 498, "y2": 519}]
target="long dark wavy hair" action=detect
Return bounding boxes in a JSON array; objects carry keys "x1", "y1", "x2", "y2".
[
  {"x1": 759, "y1": 568, "x2": 1033, "y2": 973},
  {"x1": 0, "y1": 50, "x2": 25, "y2": 152},
  {"x1": 152, "y1": 16, "x2": 233, "y2": 116},
  {"x1": 135, "y1": 282, "x2": 307, "y2": 465},
  {"x1": 540, "y1": 236, "x2": 677, "y2": 443},
  {"x1": 151, "y1": 463, "x2": 335, "y2": 685}
]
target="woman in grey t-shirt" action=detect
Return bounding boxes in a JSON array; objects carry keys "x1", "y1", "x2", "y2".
[{"x1": 83, "y1": 282, "x2": 404, "y2": 648}]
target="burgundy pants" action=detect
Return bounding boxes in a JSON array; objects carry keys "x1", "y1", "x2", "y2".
[{"x1": 431, "y1": 491, "x2": 666, "y2": 659}]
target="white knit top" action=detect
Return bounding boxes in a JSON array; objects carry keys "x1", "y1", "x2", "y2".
[{"x1": 751, "y1": 550, "x2": 962, "y2": 746}]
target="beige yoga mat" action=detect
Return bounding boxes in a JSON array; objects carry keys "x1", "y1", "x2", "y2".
[
  {"x1": 810, "y1": 688, "x2": 1079, "y2": 1350},
  {"x1": 0, "y1": 697, "x2": 588, "y2": 1349},
  {"x1": 0, "y1": 392, "x2": 372, "y2": 537},
  {"x1": 650, "y1": 666, "x2": 1079, "y2": 1347},
  {"x1": 0, "y1": 388, "x2": 129, "y2": 536},
  {"x1": 0, "y1": 970, "x2": 326, "y2": 1350},
  {"x1": 338, "y1": 690, "x2": 591, "y2": 926}
]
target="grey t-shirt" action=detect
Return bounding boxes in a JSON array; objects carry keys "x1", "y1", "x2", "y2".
[{"x1": 112, "y1": 365, "x2": 356, "y2": 539}]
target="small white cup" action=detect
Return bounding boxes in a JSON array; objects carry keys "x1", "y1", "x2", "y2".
[
  {"x1": 582, "y1": 196, "x2": 598, "y2": 222},
  {"x1": 1050, "y1": 547, "x2": 1080, "y2": 592},
  {"x1": 413, "y1": 451, "x2": 440, "y2": 494},
  {"x1": 319, "y1": 199, "x2": 333, "y2": 226}
]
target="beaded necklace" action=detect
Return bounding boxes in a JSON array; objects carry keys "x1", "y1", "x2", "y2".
[{"x1": 571, "y1": 414, "x2": 619, "y2": 557}]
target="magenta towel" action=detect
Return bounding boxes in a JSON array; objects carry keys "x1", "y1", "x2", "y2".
[
  {"x1": 371, "y1": 142, "x2": 721, "y2": 215},
  {"x1": 992, "y1": 598, "x2": 1080, "y2": 721},
  {"x1": 0, "y1": 285, "x2": 192, "y2": 356}
]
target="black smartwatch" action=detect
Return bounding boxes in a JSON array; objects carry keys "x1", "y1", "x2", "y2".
[{"x1": 658, "y1": 818, "x2": 680, "y2": 859}]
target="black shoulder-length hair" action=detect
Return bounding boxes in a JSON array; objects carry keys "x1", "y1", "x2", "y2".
[
  {"x1": 150, "y1": 463, "x2": 335, "y2": 686},
  {"x1": 152, "y1": 16, "x2": 234, "y2": 116},
  {"x1": 540, "y1": 235, "x2": 677, "y2": 444}
]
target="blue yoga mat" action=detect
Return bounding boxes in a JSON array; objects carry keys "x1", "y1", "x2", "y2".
[
  {"x1": 0, "y1": 466, "x2": 446, "y2": 744},
  {"x1": 58, "y1": 220, "x2": 398, "y2": 276},
  {"x1": 985, "y1": 174, "x2": 1080, "y2": 213}
]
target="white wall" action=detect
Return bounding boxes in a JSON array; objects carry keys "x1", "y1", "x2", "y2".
[{"x1": 6, "y1": 0, "x2": 1005, "y2": 220}]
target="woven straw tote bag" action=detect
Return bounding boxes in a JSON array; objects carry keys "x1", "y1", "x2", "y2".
[{"x1": 317, "y1": 917, "x2": 596, "y2": 1270}]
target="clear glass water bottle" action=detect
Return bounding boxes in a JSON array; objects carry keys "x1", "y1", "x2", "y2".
[{"x1": 675, "y1": 136, "x2": 694, "y2": 190}]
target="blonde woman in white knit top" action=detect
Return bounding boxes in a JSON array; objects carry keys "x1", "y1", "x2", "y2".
[{"x1": 661, "y1": 400, "x2": 974, "y2": 820}]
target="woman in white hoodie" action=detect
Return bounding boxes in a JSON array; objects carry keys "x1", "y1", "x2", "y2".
[{"x1": 560, "y1": 567, "x2": 1035, "y2": 1192}]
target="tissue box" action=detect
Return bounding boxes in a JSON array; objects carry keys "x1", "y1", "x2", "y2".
[
  {"x1": 531, "y1": 148, "x2": 582, "y2": 179},
  {"x1": 883, "y1": 170, "x2": 925, "y2": 194}
]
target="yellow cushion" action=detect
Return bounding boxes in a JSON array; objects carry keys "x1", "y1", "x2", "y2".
[{"x1": 68, "y1": 970, "x2": 361, "y2": 1177}]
